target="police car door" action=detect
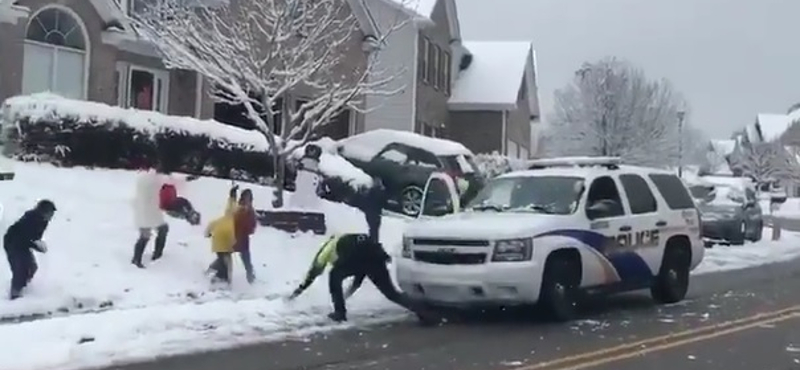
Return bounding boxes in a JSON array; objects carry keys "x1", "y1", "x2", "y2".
[
  {"x1": 616, "y1": 173, "x2": 662, "y2": 278},
  {"x1": 584, "y1": 175, "x2": 642, "y2": 287},
  {"x1": 418, "y1": 172, "x2": 460, "y2": 218}
]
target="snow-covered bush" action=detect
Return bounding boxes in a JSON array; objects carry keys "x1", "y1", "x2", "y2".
[
  {"x1": 1, "y1": 93, "x2": 370, "y2": 191},
  {"x1": 472, "y1": 152, "x2": 529, "y2": 179}
]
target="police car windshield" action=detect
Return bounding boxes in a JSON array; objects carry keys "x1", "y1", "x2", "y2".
[{"x1": 466, "y1": 176, "x2": 584, "y2": 215}]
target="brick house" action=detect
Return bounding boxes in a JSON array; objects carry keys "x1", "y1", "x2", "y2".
[
  {"x1": 362, "y1": 0, "x2": 541, "y2": 158},
  {"x1": 0, "y1": 0, "x2": 376, "y2": 138}
]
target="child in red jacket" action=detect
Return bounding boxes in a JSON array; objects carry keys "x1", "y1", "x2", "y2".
[{"x1": 234, "y1": 189, "x2": 257, "y2": 283}]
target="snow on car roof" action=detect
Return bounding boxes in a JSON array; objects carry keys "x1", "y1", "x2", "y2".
[
  {"x1": 694, "y1": 175, "x2": 754, "y2": 190},
  {"x1": 337, "y1": 129, "x2": 473, "y2": 161},
  {"x1": 498, "y1": 164, "x2": 675, "y2": 180}
]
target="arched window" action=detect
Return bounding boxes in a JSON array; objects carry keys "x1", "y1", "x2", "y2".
[{"x1": 21, "y1": 7, "x2": 88, "y2": 100}]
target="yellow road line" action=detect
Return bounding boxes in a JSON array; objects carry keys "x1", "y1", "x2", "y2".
[{"x1": 512, "y1": 304, "x2": 800, "y2": 370}]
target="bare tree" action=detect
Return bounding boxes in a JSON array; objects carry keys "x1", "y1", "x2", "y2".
[
  {"x1": 132, "y1": 0, "x2": 406, "y2": 206},
  {"x1": 731, "y1": 143, "x2": 797, "y2": 186},
  {"x1": 545, "y1": 57, "x2": 687, "y2": 167}
]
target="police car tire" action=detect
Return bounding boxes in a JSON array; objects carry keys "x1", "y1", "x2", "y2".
[
  {"x1": 539, "y1": 255, "x2": 580, "y2": 322},
  {"x1": 651, "y1": 246, "x2": 690, "y2": 304}
]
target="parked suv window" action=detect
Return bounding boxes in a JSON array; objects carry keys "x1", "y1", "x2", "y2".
[
  {"x1": 377, "y1": 148, "x2": 408, "y2": 164},
  {"x1": 648, "y1": 174, "x2": 695, "y2": 209},
  {"x1": 406, "y1": 148, "x2": 440, "y2": 168},
  {"x1": 619, "y1": 174, "x2": 657, "y2": 214},
  {"x1": 585, "y1": 176, "x2": 625, "y2": 219}
]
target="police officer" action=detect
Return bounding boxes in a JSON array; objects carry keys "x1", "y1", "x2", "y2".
[{"x1": 287, "y1": 179, "x2": 435, "y2": 324}]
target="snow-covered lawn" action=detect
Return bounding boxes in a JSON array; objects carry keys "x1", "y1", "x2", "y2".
[{"x1": 0, "y1": 162, "x2": 798, "y2": 370}]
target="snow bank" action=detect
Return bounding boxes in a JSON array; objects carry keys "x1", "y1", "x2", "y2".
[
  {"x1": 2, "y1": 93, "x2": 268, "y2": 151},
  {"x1": 337, "y1": 129, "x2": 472, "y2": 162},
  {"x1": 0, "y1": 162, "x2": 404, "y2": 370},
  {"x1": 693, "y1": 228, "x2": 800, "y2": 274}
]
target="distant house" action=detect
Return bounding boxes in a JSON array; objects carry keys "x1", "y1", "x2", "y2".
[{"x1": 362, "y1": 0, "x2": 541, "y2": 158}]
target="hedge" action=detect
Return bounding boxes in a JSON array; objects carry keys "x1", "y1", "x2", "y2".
[{"x1": 0, "y1": 93, "x2": 371, "y2": 191}]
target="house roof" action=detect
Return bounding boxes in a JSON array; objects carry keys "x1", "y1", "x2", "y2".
[
  {"x1": 379, "y1": 0, "x2": 460, "y2": 41},
  {"x1": 757, "y1": 113, "x2": 792, "y2": 142},
  {"x1": 448, "y1": 41, "x2": 539, "y2": 115},
  {"x1": 710, "y1": 139, "x2": 737, "y2": 156}
]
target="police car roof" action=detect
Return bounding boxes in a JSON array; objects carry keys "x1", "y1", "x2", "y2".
[{"x1": 498, "y1": 164, "x2": 676, "y2": 180}]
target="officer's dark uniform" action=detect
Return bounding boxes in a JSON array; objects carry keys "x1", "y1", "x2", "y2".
[{"x1": 289, "y1": 179, "x2": 433, "y2": 324}]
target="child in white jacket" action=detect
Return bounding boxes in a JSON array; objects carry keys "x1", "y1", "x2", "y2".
[{"x1": 131, "y1": 163, "x2": 197, "y2": 268}]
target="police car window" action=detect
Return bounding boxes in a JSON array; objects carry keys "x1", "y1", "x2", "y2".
[
  {"x1": 619, "y1": 174, "x2": 657, "y2": 214},
  {"x1": 648, "y1": 174, "x2": 695, "y2": 209},
  {"x1": 466, "y1": 176, "x2": 583, "y2": 215},
  {"x1": 585, "y1": 176, "x2": 625, "y2": 218}
]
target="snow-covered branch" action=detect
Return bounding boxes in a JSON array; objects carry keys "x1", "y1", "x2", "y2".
[
  {"x1": 132, "y1": 0, "x2": 407, "y2": 157},
  {"x1": 545, "y1": 57, "x2": 688, "y2": 167},
  {"x1": 732, "y1": 143, "x2": 799, "y2": 185}
]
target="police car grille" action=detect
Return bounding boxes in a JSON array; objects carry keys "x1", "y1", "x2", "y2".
[
  {"x1": 412, "y1": 238, "x2": 490, "y2": 247},
  {"x1": 414, "y1": 251, "x2": 487, "y2": 265}
]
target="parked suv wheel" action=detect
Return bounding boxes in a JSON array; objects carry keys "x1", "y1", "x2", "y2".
[{"x1": 400, "y1": 185, "x2": 424, "y2": 217}]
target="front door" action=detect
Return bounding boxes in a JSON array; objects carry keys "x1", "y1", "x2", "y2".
[
  {"x1": 584, "y1": 176, "x2": 654, "y2": 288},
  {"x1": 418, "y1": 172, "x2": 460, "y2": 218}
]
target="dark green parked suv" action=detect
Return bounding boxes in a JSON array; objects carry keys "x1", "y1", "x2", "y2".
[{"x1": 337, "y1": 131, "x2": 485, "y2": 217}]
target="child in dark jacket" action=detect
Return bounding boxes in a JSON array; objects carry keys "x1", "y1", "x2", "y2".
[
  {"x1": 4, "y1": 200, "x2": 56, "y2": 300},
  {"x1": 234, "y1": 189, "x2": 257, "y2": 283}
]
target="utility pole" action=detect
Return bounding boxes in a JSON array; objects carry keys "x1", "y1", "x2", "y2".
[{"x1": 677, "y1": 110, "x2": 686, "y2": 177}]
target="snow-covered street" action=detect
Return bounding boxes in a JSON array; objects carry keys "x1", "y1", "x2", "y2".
[{"x1": 0, "y1": 162, "x2": 799, "y2": 370}]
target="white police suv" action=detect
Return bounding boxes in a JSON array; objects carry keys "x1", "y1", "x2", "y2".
[{"x1": 396, "y1": 157, "x2": 704, "y2": 321}]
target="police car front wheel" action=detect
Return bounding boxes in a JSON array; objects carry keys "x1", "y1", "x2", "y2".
[
  {"x1": 651, "y1": 245, "x2": 691, "y2": 304},
  {"x1": 539, "y1": 253, "x2": 581, "y2": 322}
]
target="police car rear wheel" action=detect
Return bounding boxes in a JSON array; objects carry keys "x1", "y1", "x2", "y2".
[
  {"x1": 540, "y1": 256, "x2": 580, "y2": 322},
  {"x1": 651, "y1": 246, "x2": 690, "y2": 304}
]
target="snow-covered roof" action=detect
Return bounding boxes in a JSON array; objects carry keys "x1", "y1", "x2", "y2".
[
  {"x1": 757, "y1": 113, "x2": 792, "y2": 142},
  {"x1": 448, "y1": 41, "x2": 538, "y2": 115},
  {"x1": 337, "y1": 129, "x2": 473, "y2": 161},
  {"x1": 709, "y1": 139, "x2": 736, "y2": 156},
  {"x1": 384, "y1": 0, "x2": 438, "y2": 19}
]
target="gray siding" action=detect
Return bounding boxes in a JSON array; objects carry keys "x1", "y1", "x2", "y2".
[
  {"x1": 362, "y1": 1, "x2": 416, "y2": 133},
  {"x1": 449, "y1": 111, "x2": 502, "y2": 154},
  {"x1": 0, "y1": 19, "x2": 24, "y2": 104},
  {"x1": 505, "y1": 79, "x2": 532, "y2": 154},
  {"x1": 414, "y1": 0, "x2": 451, "y2": 136}
]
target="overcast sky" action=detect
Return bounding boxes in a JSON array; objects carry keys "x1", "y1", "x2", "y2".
[{"x1": 455, "y1": 0, "x2": 799, "y2": 139}]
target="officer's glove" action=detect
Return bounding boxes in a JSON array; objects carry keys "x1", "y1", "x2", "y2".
[{"x1": 33, "y1": 240, "x2": 48, "y2": 253}]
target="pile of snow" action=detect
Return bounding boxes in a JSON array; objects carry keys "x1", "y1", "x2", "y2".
[
  {"x1": 2, "y1": 93, "x2": 267, "y2": 151},
  {"x1": 337, "y1": 129, "x2": 472, "y2": 162},
  {"x1": 1, "y1": 162, "x2": 800, "y2": 370}
]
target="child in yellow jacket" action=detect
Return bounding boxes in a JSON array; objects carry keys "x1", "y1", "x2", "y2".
[{"x1": 205, "y1": 186, "x2": 239, "y2": 284}]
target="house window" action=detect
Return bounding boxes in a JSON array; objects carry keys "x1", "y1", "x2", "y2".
[
  {"x1": 441, "y1": 50, "x2": 451, "y2": 96},
  {"x1": 119, "y1": 0, "x2": 160, "y2": 16},
  {"x1": 429, "y1": 43, "x2": 439, "y2": 90},
  {"x1": 116, "y1": 63, "x2": 170, "y2": 113},
  {"x1": 420, "y1": 37, "x2": 430, "y2": 83},
  {"x1": 22, "y1": 7, "x2": 88, "y2": 100}
]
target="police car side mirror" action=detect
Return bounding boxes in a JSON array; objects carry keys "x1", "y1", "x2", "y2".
[{"x1": 586, "y1": 202, "x2": 608, "y2": 220}]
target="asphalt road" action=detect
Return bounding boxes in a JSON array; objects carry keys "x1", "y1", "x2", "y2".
[{"x1": 104, "y1": 248, "x2": 800, "y2": 370}]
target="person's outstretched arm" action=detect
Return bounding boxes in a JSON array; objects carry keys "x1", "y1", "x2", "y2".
[{"x1": 288, "y1": 235, "x2": 340, "y2": 300}]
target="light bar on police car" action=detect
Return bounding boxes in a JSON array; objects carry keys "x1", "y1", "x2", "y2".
[{"x1": 527, "y1": 156, "x2": 622, "y2": 169}]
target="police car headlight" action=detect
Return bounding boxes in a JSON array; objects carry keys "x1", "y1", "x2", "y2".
[
  {"x1": 401, "y1": 236, "x2": 412, "y2": 259},
  {"x1": 492, "y1": 238, "x2": 532, "y2": 262}
]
